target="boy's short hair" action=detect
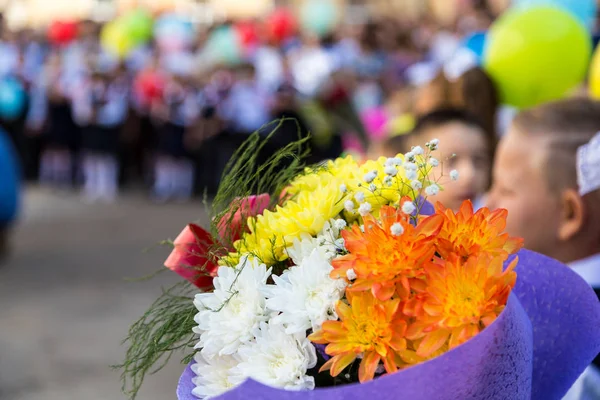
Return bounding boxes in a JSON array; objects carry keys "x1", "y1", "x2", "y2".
[
  {"x1": 383, "y1": 108, "x2": 490, "y2": 155},
  {"x1": 512, "y1": 98, "x2": 600, "y2": 193}
]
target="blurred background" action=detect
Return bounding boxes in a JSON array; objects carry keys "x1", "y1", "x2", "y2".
[{"x1": 0, "y1": 0, "x2": 598, "y2": 398}]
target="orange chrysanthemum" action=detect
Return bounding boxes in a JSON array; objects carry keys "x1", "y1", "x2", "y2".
[
  {"x1": 434, "y1": 201, "x2": 523, "y2": 261},
  {"x1": 407, "y1": 254, "x2": 518, "y2": 358},
  {"x1": 331, "y1": 205, "x2": 443, "y2": 301},
  {"x1": 308, "y1": 291, "x2": 407, "y2": 383}
]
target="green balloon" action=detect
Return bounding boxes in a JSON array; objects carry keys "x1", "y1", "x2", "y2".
[
  {"x1": 484, "y1": 6, "x2": 591, "y2": 109},
  {"x1": 121, "y1": 9, "x2": 154, "y2": 45}
]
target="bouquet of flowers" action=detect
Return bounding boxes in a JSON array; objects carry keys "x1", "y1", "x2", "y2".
[{"x1": 119, "y1": 132, "x2": 600, "y2": 400}]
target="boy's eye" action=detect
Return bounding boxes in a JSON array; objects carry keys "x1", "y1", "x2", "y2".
[{"x1": 472, "y1": 155, "x2": 490, "y2": 168}]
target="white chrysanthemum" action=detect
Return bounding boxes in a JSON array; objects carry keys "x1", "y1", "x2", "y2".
[
  {"x1": 344, "y1": 200, "x2": 354, "y2": 212},
  {"x1": 264, "y1": 249, "x2": 347, "y2": 334},
  {"x1": 234, "y1": 322, "x2": 317, "y2": 391},
  {"x1": 191, "y1": 353, "x2": 244, "y2": 399},
  {"x1": 450, "y1": 169, "x2": 459, "y2": 181},
  {"x1": 194, "y1": 259, "x2": 272, "y2": 358},
  {"x1": 287, "y1": 221, "x2": 343, "y2": 265},
  {"x1": 402, "y1": 201, "x2": 416, "y2": 215},
  {"x1": 390, "y1": 222, "x2": 404, "y2": 236},
  {"x1": 358, "y1": 202, "x2": 372, "y2": 216},
  {"x1": 425, "y1": 184, "x2": 440, "y2": 196},
  {"x1": 411, "y1": 180, "x2": 423, "y2": 190},
  {"x1": 429, "y1": 157, "x2": 439, "y2": 167}
]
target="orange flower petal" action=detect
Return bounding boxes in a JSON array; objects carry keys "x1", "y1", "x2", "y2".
[
  {"x1": 358, "y1": 351, "x2": 381, "y2": 383},
  {"x1": 330, "y1": 352, "x2": 357, "y2": 377},
  {"x1": 416, "y1": 328, "x2": 450, "y2": 358}
]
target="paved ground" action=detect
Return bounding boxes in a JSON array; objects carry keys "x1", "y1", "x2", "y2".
[{"x1": 0, "y1": 187, "x2": 207, "y2": 400}]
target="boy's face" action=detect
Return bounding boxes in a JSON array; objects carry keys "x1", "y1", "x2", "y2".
[
  {"x1": 407, "y1": 122, "x2": 491, "y2": 212},
  {"x1": 485, "y1": 128, "x2": 562, "y2": 255}
]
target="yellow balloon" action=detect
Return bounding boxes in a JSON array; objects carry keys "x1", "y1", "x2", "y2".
[
  {"x1": 484, "y1": 6, "x2": 591, "y2": 108},
  {"x1": 590, "y1": 48, "x2": 600, "y2": 99},
  {"x1": 101, "y1": 21, "x2": 135, "y2": 59}
]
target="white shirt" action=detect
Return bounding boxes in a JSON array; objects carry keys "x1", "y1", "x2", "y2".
[{"x1": 563, "y1": 254, "x2": 600, "y2": 400}]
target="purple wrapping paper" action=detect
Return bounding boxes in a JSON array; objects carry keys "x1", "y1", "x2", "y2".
[{"x1": 177, "y1": 249, "x2": 600, "y2": 400}]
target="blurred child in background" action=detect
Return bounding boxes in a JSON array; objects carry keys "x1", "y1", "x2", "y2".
[
  {"x1": 485, "y1": 98, "x2": 600, "y2": 399},
  {"x1": 75, "y1": 67, "x2": 129, "y2": 202},
  {"x1": 378, "y1": 109, "x2": 493, "y2": 212},
  {"x1": 152, "y1": 72, "x2": 198, "y2": 203},
  {"x1": 34, "y1": 53, "x2": 80, "y2": 190}
]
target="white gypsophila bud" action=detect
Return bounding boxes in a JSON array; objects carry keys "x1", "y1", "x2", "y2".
[
  {"x1": 363, "y1": 171, "x2": 377, "y2": 183},
  {"x1": 425, "y1": 184, "x2": 440, "y2": 196},
  {"x1": 369, "y1": 183, "x2": 377, "y2": 192},
  {"x1": 450, "y1": 170, "x2": 459, "y2": 181},
  {"x1": 384, "y1": 165, "x2": 398, "y2": 176},
  {"x1": 401, "y1": 201, "x2": 416, "y2": 215},
  {"x1": 355, "y1": 192, "x2": 365, "y2": 203},
  {"x1": 340, "y1": 184, "x2": 347, "y2": 193},
  {"x1": 358, "y1": 202, "x2": 372, "y2": 217},
  {"x1": 344, "y1": 200, "x2": 355, "y2": 212},
  {"x1": 346, "y1": 268, "x2": 357, "y2": 281},
  {"x1": 406, "y1": 170, "x2": 418, "y2": 181},
  {"x1": 429, "y1": 157, "x2": 439, "y2": 167},
  {"x1": 428, "y1": 138, "x2": 439, "y2": 150},
  {"x1": 383, "y1": 176, "x2": 393, "y2": 187},
  {"x1": 405, "y1": 151, "x2": 415, "y2": 162},
  {"x1": 411, "y1": 180, "x2": 423, "y2": 190},
  {"x1": 390, "y1": 222, "x2": 404, "y2": 236},
  {"x1": 412, "y1": 146, "x2": 424, "y2": 155},
  {"x1": 334, "y1": 219, "x2": 347, "y2": 230},
  {"x1": 404, "y1": 162, "x2": 418, "y2": 171}
]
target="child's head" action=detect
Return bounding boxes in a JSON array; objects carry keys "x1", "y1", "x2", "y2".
[
  {"x1": 486, "y1": 98, "x2": 600, "y2": 263},
  {"x1": 377, "y1": 109, "x2": 493, "y2": 211}
]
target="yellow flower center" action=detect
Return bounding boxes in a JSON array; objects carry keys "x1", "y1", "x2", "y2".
[{"x1": 444, "y1": 277, "x2": 485, "y2": 320}]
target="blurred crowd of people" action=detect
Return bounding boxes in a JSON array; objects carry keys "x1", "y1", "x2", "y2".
[{"x1": 0, "y1": 3, "x2": 506, "y2": 204}]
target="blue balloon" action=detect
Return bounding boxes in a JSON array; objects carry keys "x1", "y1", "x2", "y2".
[
  {"x1": 0, "y1": 78, "x2": 26, "y2": 121},
  {"x1": 462, "y1": 31, "x2": 487, "y2": 61},
  {"x1": 154, "y1": 14, "x2": 195, "y2": 49},
  {"x1": 0, "y1": 128, "x2": 20, "y2": 224},
  {"x1": 513, "y1": 0, "x2": 597, "y2": 29}
]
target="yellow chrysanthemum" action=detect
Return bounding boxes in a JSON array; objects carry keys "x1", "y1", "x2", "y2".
[{"x1": 233, "y1": 182, "x2": 347, "y2": 265}]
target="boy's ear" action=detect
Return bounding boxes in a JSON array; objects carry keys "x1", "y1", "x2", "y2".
[{"x1": 558, "y1": 188, "x2": 586, "y2": 242}]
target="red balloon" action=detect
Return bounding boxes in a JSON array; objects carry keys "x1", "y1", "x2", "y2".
[
  {"x1": 235, "y1": 21, "x2": 259, "y2": 51},
  {"x1": 265, "y1": 8, "x2": 297, "y2": 44},
  {"x1": 48, "y1": 21, "x2": 78, "y2": 46},
  {"x1": 134, "y1": 70, "x2": 166, "y2": 107}
]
